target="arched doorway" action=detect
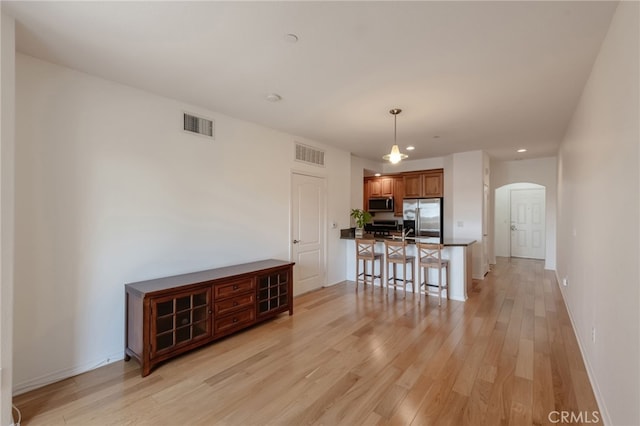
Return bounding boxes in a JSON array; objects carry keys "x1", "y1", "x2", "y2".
[{"x1": 494, "y1": 183, "x2": 546, "y2": 260}]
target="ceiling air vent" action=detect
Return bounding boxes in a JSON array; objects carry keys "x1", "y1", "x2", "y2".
[
  {"x1": 183, "y1": 112, "x2": 214, "y2": 138},
  {"x1": 295, "y1": 143, "x2": 325, "y2": 167}
]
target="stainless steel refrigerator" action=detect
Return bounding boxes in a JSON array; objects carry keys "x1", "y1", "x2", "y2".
[{"x1": 403, "y1": 198, "x2": 443, "y2": 241}]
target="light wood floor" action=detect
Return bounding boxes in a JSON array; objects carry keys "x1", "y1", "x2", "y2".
[{"x1": 14, "y1": 257, "x2": 601, "y2": 425}]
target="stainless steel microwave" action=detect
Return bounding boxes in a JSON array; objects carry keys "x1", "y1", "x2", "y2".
[{"x1": 368, "y1": 197, "x2": 394, "y2": 212}]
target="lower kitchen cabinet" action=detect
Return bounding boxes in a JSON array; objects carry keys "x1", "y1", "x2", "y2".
[{"x1": 125, "y1": 259, "x2": 294, "y2": 377}]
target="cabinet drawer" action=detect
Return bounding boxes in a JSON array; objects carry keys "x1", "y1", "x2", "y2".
[
  {"x1": 214, "y1": 278, "x2": 254, "y2": 299},
  {"x1": 214, "y1": 308, "x2": 255, "y2": 335},
  {"x1": 214, "y1": 292, "x2": 255, "y2": 316}
]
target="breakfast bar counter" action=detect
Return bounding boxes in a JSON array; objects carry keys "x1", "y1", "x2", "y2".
[{"x1": 341, "y1": 233, "x2": 476, "y2": 301}]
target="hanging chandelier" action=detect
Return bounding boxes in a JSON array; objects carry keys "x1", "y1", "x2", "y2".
[{"x1": 382, "y1": 108, "x2": 408, "y2": 164}]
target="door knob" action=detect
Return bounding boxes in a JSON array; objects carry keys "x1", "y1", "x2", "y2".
[
  {"x1": 292, "y1": 239, "x2": 300, "y2": 244},
  {"x1": 510, "y1": 225, "x2": 517, "y2": 231}
]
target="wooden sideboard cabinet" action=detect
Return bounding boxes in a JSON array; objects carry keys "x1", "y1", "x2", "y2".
[{"x1": 125, "y1": 259, "x2": 294, "y2": 376}]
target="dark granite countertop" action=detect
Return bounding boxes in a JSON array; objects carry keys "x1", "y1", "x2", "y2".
[{"x1": 340, "y1": 230, "x2": 476, "y2": 247}]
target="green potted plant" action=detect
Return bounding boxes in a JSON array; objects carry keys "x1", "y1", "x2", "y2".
[{"x1": 350, "y1": 208, "x2": 372, "y2": 238}]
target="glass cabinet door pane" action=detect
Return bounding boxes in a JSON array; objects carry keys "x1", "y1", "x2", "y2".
[
  {"x1": 193, "y1": 322, "x2": 207, "y2": 338},
  {"x1": 176, "y1": 311, "x2": 191, "y2": 328},
  {"x1": 259, "y1": 277, "x2": 269, "y2": 289},
  {"x1": 176, "y1": 327, "x2": 191, "y2": 343},
  {"x1": 193, "y1": 292, "x2": 207, "y2": 307},
  {"x1": 156, "y1": 316, "x2": 173, "y2": 334},
  {"x1": 258, "y1": 289, "x2": 268, "y2": 301},
  {"x1": 157, "y1": 300, "x2": 174, "y2": 317},
  {"x1": 176, "y1": 296, "x2": 191, "y2": 312},
  {"x1": 193, "y1": 306, "x2": 207, "y2": 322},
  {"x1": 156, "y1": 333, "x2": 173, "y2": 351}
]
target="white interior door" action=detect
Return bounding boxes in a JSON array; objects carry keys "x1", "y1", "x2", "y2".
[
  {"x1": 510, "y1": 188, "x2": 545, "y2": 259},
  {"x1": 291, "y1": 173, "x2": 326, "y2": 295}
]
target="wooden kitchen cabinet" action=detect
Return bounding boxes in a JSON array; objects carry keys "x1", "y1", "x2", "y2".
[
  {"x1": 363, "y1": 175, "x2": 403, "y2": 216},
  {"x1": 125, "y1": 259, "x2": 294, "y2": 377},
  {"x1": 422, "y1": 170, "x2": 443, "y2": 197},
  {"x1": 367, "y1": 177, "x2": 394, "y2": 198},
  {"x1": 403, "y1": 174, "x2": 423, "y2": 198},
  {"x1": 402, "y1": 169, "x2": 443, "y2": 198},
  {"x1": 393, "y1": 177, "x2": 404, "y2": 217}
]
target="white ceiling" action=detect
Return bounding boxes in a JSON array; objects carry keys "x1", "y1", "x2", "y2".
[{"x1": 5, "y1": 1, "x2": 618, "y2": 162}]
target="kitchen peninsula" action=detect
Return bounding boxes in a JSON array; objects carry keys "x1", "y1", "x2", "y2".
[{"x1": 341, "y1": 233, "x2": 476, "y2": 301}]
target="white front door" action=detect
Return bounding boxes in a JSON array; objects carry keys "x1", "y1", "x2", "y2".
[
  {"x1": 510, "y1": 188, "x2": 545, "y2": 259},
  {"x1": 291, "y1": 173, "x2": 326, "y2": 295}
]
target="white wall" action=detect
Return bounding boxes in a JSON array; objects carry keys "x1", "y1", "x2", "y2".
[
  {"x1": 381, "y1": 156, "x2": 444, "y2": 174},
  {"x1": 443, "y1": 155, "x2": 454, "y2": 240},
  {"x1": 557, "y1": 2, "x2": 639, "y2": 425},
  {"x1": 482, "y1": 151, "x2": 490, "y2": 275},
  {"x1": 450, "y1": 151, "x2": 484, "y2": 279},
  {"x1": 492, "y1": 156, "x2": 557, "y2": 270},
  {"x1": 0, "y1": 10, "x2": 16, "y2": 426},
  {"x1": 350, "y1": 155, "x2": 381, "y2": 214},
  {"x1": 13, "y1": 54, "x2": 351, "y2": 393}
]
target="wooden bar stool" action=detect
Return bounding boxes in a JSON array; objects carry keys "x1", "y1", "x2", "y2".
[
  {"x1": 383, "y1": 239, "x2": 415, "y2": 294},
  {"x1": 417, "y1": 243, "x2": 449, "y2": 305},
  {"x1": 355, "y1": 239, "x2": 383, "y2": 291}
]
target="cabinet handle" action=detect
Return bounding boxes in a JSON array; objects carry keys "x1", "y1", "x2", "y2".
[
  {"x1": 233, "y1": 285, "x2": 239, "y2": 290},
  {"x1": 233, "y1": 317, "x2": 238, "y2": 323},
  {"x1": 208, "y1": 310, "x2": 212, "y2": 314},
  {"x1": 233, "y1": 301, "x2": 238, "y2": 306}
]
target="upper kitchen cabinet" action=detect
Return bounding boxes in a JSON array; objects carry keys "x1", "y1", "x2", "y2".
[
  {"x1": 363, "y1": 175, "x2": 403, "y2": 217},
  {"x1": 367, "y1": 177, "x2": 394, "y2": 198},
  {"x1": 393, "y1": 178, "x2": 404, "y2": 217},
  {"x1": 423, "y1": 170, "x2": 443, "y2": 197},
  {"x1": 403, "y1": 174, "x2": 422, "y2": 198},
  {"x1": 402, "y1": 169, "x2": 444, "y2": 198}
]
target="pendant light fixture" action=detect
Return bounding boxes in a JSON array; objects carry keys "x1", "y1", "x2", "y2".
[{"x1": 382, "y1": 108, "x2": 408, "y2": 164}]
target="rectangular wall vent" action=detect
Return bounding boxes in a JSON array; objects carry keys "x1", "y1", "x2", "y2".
[
  {"x1": 295, "y1": 143, "x2": 325, "y2": 167},
  {"x1": 183, "y1": 112, "x2": 214, "y2": 138}
]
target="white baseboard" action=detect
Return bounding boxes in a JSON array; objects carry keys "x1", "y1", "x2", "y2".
[
  {"x1": 13, "y1": 351, "x2": 124, "y2": 396},
  {"x1": 553, "y1": 271, "x2": 611, "y2": 426}
]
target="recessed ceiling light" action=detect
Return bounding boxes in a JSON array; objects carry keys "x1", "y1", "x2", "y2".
[
  {"x1": 284, "y1": 33, "x2": 299, "y2": 43},
  {"x1": 433, "y1": 135, "x2": 440, "y2": 139},
  {"x1": 265, "y1": 93, "x2": 282, "y2": 102},
  {"x1": 374, "y1": 173, "x2": 381, "y2": 177},
  {"x1": 517, "y1": 148, "x2": 527, "y2": 153},
  {"x1": 406, "y1": 146, "x2": 415, "y2": 151}
]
